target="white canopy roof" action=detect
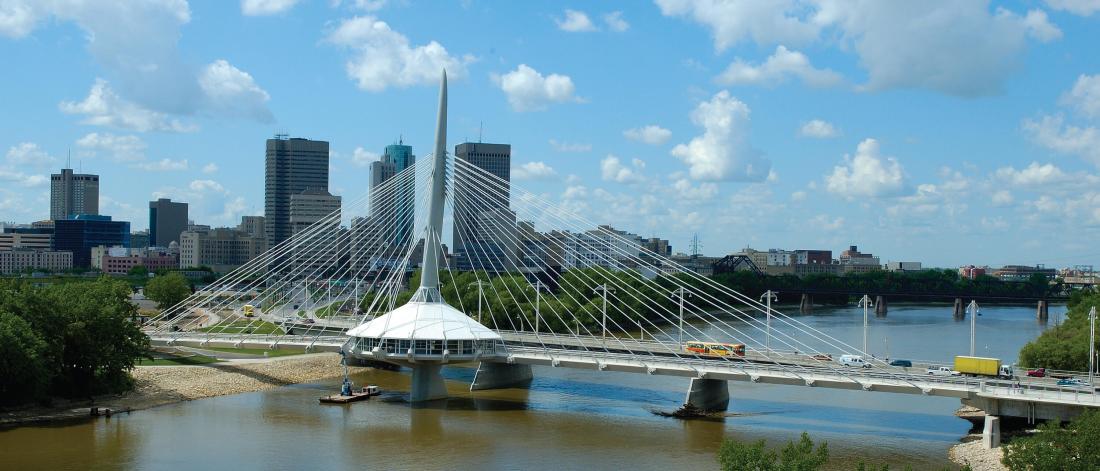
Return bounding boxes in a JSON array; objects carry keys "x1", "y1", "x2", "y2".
[{"x1": 345, "y1": 301, "x2": 502, "y2": 341}]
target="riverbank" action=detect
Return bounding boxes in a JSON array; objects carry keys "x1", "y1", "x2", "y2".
[
  {"x1": 948, "y1": 435, "x2": 1006, "y2": 471},
  {"x1": 1, "y1": 353, "x2": 353, "y2": 428}
]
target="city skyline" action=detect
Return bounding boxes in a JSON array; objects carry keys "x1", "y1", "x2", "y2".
[{"x1": 2, "y1": 1, "x2": 1100, "y2": 268}]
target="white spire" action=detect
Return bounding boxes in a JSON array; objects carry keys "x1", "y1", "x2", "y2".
[{"x1": 418, "y1": 69, "x2": 447, "y2": 296}]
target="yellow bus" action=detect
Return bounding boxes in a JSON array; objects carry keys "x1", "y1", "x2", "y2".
[
  {"x1": 243, "y1": 304, "x2": 255, "y2": 317},
  {"x1": 684, "y1": 341, "x2": 746, "y2": 357}
]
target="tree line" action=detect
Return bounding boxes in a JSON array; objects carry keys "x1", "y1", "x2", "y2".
[{"x1": 1018, "y1": 291, "x2": 1100, "y2": 370}]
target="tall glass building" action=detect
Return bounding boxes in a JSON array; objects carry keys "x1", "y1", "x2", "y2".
[
  {"x1": 54, "y1": 215, "x2": 131, "y2": 268},
  {"x1": 368, "y1": 139, "x2": 416, "y2": 248},
  {"x1": 265, "y1": 136, "x2": 330, "y2": 248}
]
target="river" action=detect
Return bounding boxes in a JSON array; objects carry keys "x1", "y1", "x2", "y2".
[{"x1": 0, "y1": 303, "x2": 1067, "y2": 470}]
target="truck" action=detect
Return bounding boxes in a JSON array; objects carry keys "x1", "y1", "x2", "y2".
[{"x1": 954, "y1": 356, "x2": 1013, "y2": 379}]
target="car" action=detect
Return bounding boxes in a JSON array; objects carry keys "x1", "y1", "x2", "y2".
[
  {"x1": 1026, "y1": 368, "x2": 1047, "y2": 378},
  {"x1": 1057, "y1": 378, "x2": 1089, "y2": 387},
  {"x1": 304, "y1": 318, "x2": 315, "y2": 324},
  {"x1": 889, "y1": 359, "x2": 913, "y2": 368},
  {"x1": 838, "y1": 354, "x2": 872, "y2": 368},
  {"x1": 810, "y1": 354, "x2": 832, "y2": 361},
  {"x1": 926, "y1": 365, "x2": 960, "y2": 376}
]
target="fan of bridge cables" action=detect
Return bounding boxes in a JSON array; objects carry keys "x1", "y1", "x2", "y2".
[{"x1": 145, "y1": 152, "x2": 929, "y2": 386}]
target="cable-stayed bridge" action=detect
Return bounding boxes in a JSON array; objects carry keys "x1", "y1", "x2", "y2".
[{"x1": 144, "y1": 71, "x2": 1095, "y2": 449}]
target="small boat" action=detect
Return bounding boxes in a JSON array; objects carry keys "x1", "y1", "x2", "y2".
[{"x1": 319, "y1": 385, "x2": 381, "y2": 404}]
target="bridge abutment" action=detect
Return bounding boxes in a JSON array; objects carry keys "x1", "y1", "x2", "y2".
[
  {"x1": 410, "y1": 364, "x2": 448, "y2": 402},
  {"x1": 874, "y1": 296, "x2": 887, "y2": 317},
  {"x1": 684, "y1": 378, "x2": 729, "y2": 411},
  {"x1": 1037, "y1": 300, "x2": 1049, "y2": 321},
  {"x1": 983, "y1": 415, "x2": 1001, "y2": 449},
  {"x1": 470, "y1": 362, "x2": 533, "y2": 391}
]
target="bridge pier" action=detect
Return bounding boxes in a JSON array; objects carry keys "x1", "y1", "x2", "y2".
[
  {"x1": 470, "y1": 362, "x2": 533, "y2": 391},
  {"x1": 874, "y1": 296, "x2": 887, "y2": 317},
  {"x1": 953, "y1": 298, "x2": 965, "y2": 319},
  {"x1": 684, "y1": 378, "x2": 729, "y2": 411},
  {"x1": 983, "y1": 415, "x2": 1001, "y2": 449},
  {"x1": 410, "y1": 364, "x2": 448, "y2": 402},
  {"x1": 1037, "y1": 300, "x2": 1049, "y2": 321},
  {"x1": 799, "y1": 294, "x2": 813, "y2": 314}
]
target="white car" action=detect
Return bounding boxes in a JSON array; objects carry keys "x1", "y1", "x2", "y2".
[
  {"x1": 926, "y1": 365, "x2": 960, "y2": 376},
  {"x1": 838, "y1": 354, "x2": 872, "y2": 368}
]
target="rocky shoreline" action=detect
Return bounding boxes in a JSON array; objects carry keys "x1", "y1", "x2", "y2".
[
  {"x1": 1, "y1": 353, "x2": 353, "y2": 428},
  {"x1": 948, "y1": 435, "x2": 1006, "y2": 471}
]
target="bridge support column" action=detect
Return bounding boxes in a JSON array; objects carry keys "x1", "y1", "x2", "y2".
[
  {"x1": 1037, "y1": 300, "x2": 1049, "y2": 321},
  {"x1": 983, "y1": 415, "x2": 1001, "y2": 449},
  {"x1": 953, "y1": 298, "x2": 965, "y2": 319},
  {"x1": 684, "y1": 378, "x2": 729, "y2": 411},
  {"x1": 799, "y1": 294, "x2": 813, "y2": 314},
  {"x1": 874, "y1": 296, "x2": 887, "y2": 317},
  {"x1": 470, "y1": 362, "x2": 533, "y2": 391},
  {"x1": 410, "y1": 364, "x2": 448, "y2": 402}
]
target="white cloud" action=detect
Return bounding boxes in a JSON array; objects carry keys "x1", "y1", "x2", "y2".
[
  {"x1": 562, "y1": 185, "x2": 588, "y2": 200},
  {"x1": 718, "y1": 45, "x2": 842, "y2": 87},
  {"x1": 202, "y1": 163, "x2": 219, "y2": 174},
  {"x1": 1022, "y1": 114, "x2": 1100, "y2": 166},
  {"x1": 994, "y1": 162, "x2": 1072, "y2": 186},
  {"x1": 75, "y1": 132, "x2": 148, "y2": 162},
  {"x1": 992, "y1": 190, "x2": 1014, "y2": 206},
  {"x1": 189, "y1": 179, "x2": 228, "y2": 195},
  {"x1": 672, "y1": 178, "x2": 718, "y2": 201},
  {"x1": 0, "y1": 1, "x2": 38, "y2": 38},
  {"x1": 61, "y1": 79, "x2": 198, "y2": 133},
  {"x1": 513, "y1": 161, "x2": 557, "y2": 180},
  {"x1": 494, "y1": 64, "x2": 581, "y2": 112},
  {"x1": 791, "y1": 190, "x2": 807, "y2": 202},
  {"x1": 1045, "y1": 0, "x2": 1100, "y2": 16},
  {"x1": 1062, "y1": 74, "x2": 1100, "y2": 119},
  {"x1": 1022, "y1": 9, "x2": 1063, "y2": 42},
  {"x1": 809, "y1": 214, "x2": 845, "y2": 231},
  {"x1": 825, "y1": 138, "x2": 907, "y2": 199},
  {"x1": 5, "y1": 142, "x2": 55, "y2": 166},
  {"x1": 603, "y1": 11, "x2": 629, "y2": 32},
  {"x1": 548, "y1": 139, "x2": 592, "y2": 152},
  {"x1": 0, "y1": 168, "x2": 47, "y2": 187},
  {"x1": 600, "y1": 155, "x2": 646, "y2": 183},
  {"x1": 198, "y1": 60, "x2": 274, "y2": 122},
  {"x1": 219, "y1": 196, "x2": 249, "y2": 223},
  {"x1": 241, "y1": 0, "x2": 299, "y2": 16},
  {"x1": 325, "y1": 15, "x2": 473, "y2": 92},
  {"x1": 351, "y1": 147, "x2": 380, "y2": 167},
  {"x1": 670, "y1": 90, "x2": 769, "y2": 181},
  {"x1": 799, "y1": 119, "x2": 839, "y2": 138},
  {"x1": 135, "y1": 158, "x2": 189, "y2": 172},
  {"x1": 556, "y1": 9, "x2": 597, "y2": 32},
  {"x1": 654, "y1": 0, "x2": 818, "y2": 51},
  {"x1": 623, "y1": 125, "x2": 672, "y2": 145}
]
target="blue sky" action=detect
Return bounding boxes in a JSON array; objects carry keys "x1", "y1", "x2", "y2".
[{"x1": 2, "y1": 0, "x2": 1100, "y2": 268}]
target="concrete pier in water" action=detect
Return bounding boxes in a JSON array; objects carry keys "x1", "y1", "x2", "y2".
[
  {"x1": 470, "y1": 362, "x2": 533, "y2": 391},
  {"x1": 799, "y1": 294, "x2": 814, "y2": 314},
  {"x1": 684, "y1": 378, "x2": 729, "y2": 411},
  {"x1": 874, "y1": 295, "x2": 887, "y2": 317},
  {"x1": 1036, "y1": 300, "x2": 1049, "y2": 321}
]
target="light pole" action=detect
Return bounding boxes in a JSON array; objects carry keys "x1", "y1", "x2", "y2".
[
  {"x1": 1090, "y1": 307, "x2": 1096, "y2": 385},
  {"x1": 760, "y1": 290, "x2": 778, "y2": 352},
  {"x1": 672, "y1": 287, "x2": 693, "y2": 346},
  {"x1": 469, "y1": 281, "x2": 491, "y2": 324},
  {"x1": 858, "y1": 295, "x2": 873, "y2": 354},
  {"x1": 534, "y1": 280, "x2": 542, "y2": 334},
  {"x1": 594, "y1": 284, "x2": 614, "y2": 339},
  {"x1": 968, "y1": 300, "x2": 980, "y2": 356}
]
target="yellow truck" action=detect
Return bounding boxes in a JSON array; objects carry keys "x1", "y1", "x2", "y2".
[{"x1": 954, "y1": 356, "x2": 1013, "y2": 379}]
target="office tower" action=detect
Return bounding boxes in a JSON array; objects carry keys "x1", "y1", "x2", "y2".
[
  {"x1": 238, "y1": 216, "x2": 265, "y2": 239},
  {"x1": 369, "y1": 139, "x2": 416, "y2": 248},
  {"x1": 289, "y1": 189, "x2": 342, "y2": 276},
  {"x1": 452, "y1": 142, "x2": 515, "y2": 272},
  {"x1": 180, "y1": 227, "x2": 267, "y2": 273},
  {"x1": 149, "y1": 198, "x2": 188, "y2": 247},
  {"x1": 50, "y1": 168, "x2": 99, "y2": 220},
  {"x1": 53, "y1": 215, "x2": 130, "y2": 268},
  {"x1": 264, "y1": 135, "x2": 330, "y2": 248}
]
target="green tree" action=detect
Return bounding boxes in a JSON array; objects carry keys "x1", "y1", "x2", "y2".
[
  {"x1": 145, "y1": 272, "x2": 191, "y2": 309},
  {"x1": 1003, "y1": 410, "x2": 1100, "y2": 470},
  {"x1": 0, "y1": 310, "x2": 49, "y2": 405},
  {"x1": 1018, "y1": 292, "x2": 1100, "y2": 370},
  {"x1": 128, "y1": 265, "x2": 149, "y2": 277},
  {"x1": 717, "y1": 432, "x2": 828, "y2": 471}
]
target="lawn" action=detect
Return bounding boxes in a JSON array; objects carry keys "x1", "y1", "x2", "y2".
[
  {"x1": 136, "y1": 354, "x2": 222, "y2": 366},
  {"x1": 198, "y1": 319, "x2": 285, "y2": 335}
]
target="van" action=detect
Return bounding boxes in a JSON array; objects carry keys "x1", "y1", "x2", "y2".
[{"x1": 838, "y1": 354, "x2": 871, "y2": 368}]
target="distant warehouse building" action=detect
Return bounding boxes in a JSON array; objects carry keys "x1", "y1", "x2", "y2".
[
  {"x1": 886, "y1": 261, "x2": 922, "y2": 272},
  {"x1": 993, "y1": 265, "x2": 1057, "y2": 282},
  {"x1": 0, "y1": 248, "x2": 72, "y2": 274}
]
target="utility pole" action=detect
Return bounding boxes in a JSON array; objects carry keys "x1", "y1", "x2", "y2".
[
  {"x1": 1090, "y1": 307, "x2": 1096, "y2": 385},
  {"x1": 968, "y1": 300, "x2": 979, "y2": 356},
  {"x1": 760, "y1": 290, "x2": 778, "y2": 352},
  {"x1": 672, "y1": 287, "x2": 692, "y2": 346},
  {"x1": 858, "y1": 295, "x2": 873, "y2": 353},
  {"x1": 595, "y1": 284, "x2": 614, "y2": 339},
  {"x1": 470, "y1": 281, "x2": 491, "y2": 324}
]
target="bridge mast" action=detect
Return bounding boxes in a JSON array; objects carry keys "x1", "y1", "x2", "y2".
[{"x1": 416, "y1": 69, "x2": 448, "y2": 301}]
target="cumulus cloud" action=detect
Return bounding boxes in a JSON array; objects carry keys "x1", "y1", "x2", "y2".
[
  {"x1": 556, "y1": 9, "x2": 597, "y2": 32},
  {"x1": 494, "y1": 64, "x2": 581, "y2": 112},
  {"x1": 1045, "y1": 0, "x2": 1100, "y2": 16},
  {"x1": 603, "y1": 11, "x2": 629, "y2": 32},
  {"x1": 809, "y1": 214, "x2": 845, "y2": 231},
  {"x1": 670, "y1": 90, "x2": 769, "y2": 181},
  {"x1": 0, "y1": 168, "x2": 47, "y2": 187},
  {"x1": 718, "y1": 45, "x2": 842, "y2": 87},
  {"x1": 654, "y1": 0, "x2": 818, "y2": 51},
  {"x1": 799, "y1": 119, "x2": 839, "y2": 138},
  {"x1": 1022, "y1": 114, "x2": 1100, "y2": 167},
  {"x1": 351, "y1": 147, "x2": 380, "y2": 167},
  {"x1": 325, "y1": 15, "x2": 473, "y2": 92},
  {"x1": 600, "y1": 155, "x2": 646, "y2": 183},
  {"x1": 5, "y1": 142, "x2": 55, "y2": 166},
  {"x1": 623, "y1": 125, "x2": 672, "y2": 145},
  {"x1": 994, "y1": 162, "x2": 1072, "y2": 186},
  {"x1": 825, "y1": 138, "x2": 907, "y2": 199},
  {"x1": 992, "y1": 190, "x2": 1014, "y2": 206},
  {"x1": 61, "y1": 80, "x2": 198, "y2": 133},
  {"x1": 190, "y1": 179, "x2": 228, "y2": 195},
  {"x1": 135, "y1": 158, "x2": 189, "y2": 172},
  {"x1": 513, "y1": 161, "x2": 557, "y2": 180},
  {"x1": 241, "y1": 0, "x2": 299, "y2": 16},
  {"x1": 75, "y1": 132, "x2": 148, "y2": 162},
  {"x1": 198, "y1": 60, "x2": 274, "y2": 122},
  {"x1": 1062, "y1": 74, "x2": 1100, "y2": 119},
  {"x1": 672, "y1": 178, "x2": 718, "y2": 201},
  {"x1": 548, "y1": 139, "x2": 592, "y2": 152},
  {"x1": 202, "y1": 163, "x2": 219, "y2": 174}
]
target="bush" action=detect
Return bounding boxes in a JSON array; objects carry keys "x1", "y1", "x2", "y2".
[
  {"x1": 1018, "y1": 292, "x2": 1100, "y2": 370},
  {"x1": 145, "y1": 272, "x2": 192, "y2": 309},
  {"x1": 1003, "y1": 409, "x2": 1100, "y2": 470},
  {"x1": 717, "y1": 432, "x2": 829, "y2": 471}
]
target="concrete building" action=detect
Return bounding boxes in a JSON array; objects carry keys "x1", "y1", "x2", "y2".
[
  {"x1": 642, "y1": 237, "x2": 672, "y2": 258},
  {"x1": 179, "y1": 227, "x2": 266, "y2": 273},
  {"x1": 0, "y1": 228, "x2": 52, "y2": 251},
  {"x1": 564, "y1": 225, "x2": 643, "y2": 270},
  {"x1": 238, "y1": 216, "x2": 265, "y2": 239},
  {"x1": 100, "y1": 249, "x2": 179, "y2": 275},
  {"x1": 53, "y1": 215, "x2": 130, "y2": 268},
  {"x1": 453, "y1": 142, "x2": 514, "y2": 272},
  {"x1": 0, "y1": 248, "x2": 72, "y2": 274},
  {"x1": 265, "y1": 135, "x2": 330, "y2": 248},
  {"x1": 370, "y1": 140, "x2": 416, "y2": 247},
  {"x1": 886, "y1": 261, "x2": 923, "y2": 272},
  {"x1": 50, "y1": 168, "x2": 99, "y2": 220},
  {"x1": 149, "y1": 198, "x2": 188, "y2": 247},
  {"x1": 794, "y1": 250, "x2": 832, "y2": 265},
  {"x1": 289, "y1": 190, "x2": 343, "y2": 276},
  {"x1": 993, "y1": 265, "x2": 1057, "y2": 282},
  {"x1": 130, "y1": 230, "x2": 150, "y2": 249},
  {"x1": 959, "y1": 265, "x2": 988, "y2": 279},
  {"x1": 766, "y1": 249, "x2": 795, "y2": 266},
  {"x1": 839, "y1": 245, "x2": 881, "y2": 274}
]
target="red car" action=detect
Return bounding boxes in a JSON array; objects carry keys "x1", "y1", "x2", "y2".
[{"x1": 1026, "y1": 368, "x2": 1046, "y2": 378}]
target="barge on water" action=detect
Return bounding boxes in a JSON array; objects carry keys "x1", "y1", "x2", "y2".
[{"x1": 320, "y1": 385, "x2": 380, "y2": 404}]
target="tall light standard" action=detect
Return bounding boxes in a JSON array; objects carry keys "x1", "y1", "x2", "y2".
[
  {"x1": 594, "y1": 284, "x2": 615, "y2": 339},
  {"x1": 534, "y1": 280, "x2": 542, "y2": 334},
  {"x1": 469, "y1": 281, "x2": 491, "y2": 324},
  {"x1": 1090, "y1": 307, "x2": 1096, "y2": 385},
  {"x1": 858, "y1": 295, "x2": 873, "y2": 353},
  {"x1": 968, "y1": 300, "x2": 980, "y2": 356},
  {"x1": 760, "y1": 290, "x2": 778, "y2": 352},
  {"x1": 672, "y1": 287, "x2": 693, "y2": 346}
]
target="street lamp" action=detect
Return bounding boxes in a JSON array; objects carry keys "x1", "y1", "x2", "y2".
[
  {"x1": 672, "y1": 287, "x2": 693, "y2": 346},
  {"x1": 469, "y1": 281, "x2": 491, "y2": 324},
  {"x1": 760, "y1": 290, "x2": 778, "y2": 352},
  {"x1": 534, "y1": 280, "x2": 542, "y2": 334},
  {"x1": 968, "y1": 300, "x2": 980, "y2": 356},
  {"x1": 1090, "y1": 306, "x2": 1096, "y2": 385},
  {"x1": 858, "y1": 295, "x2": 873, "y2": 353},
  {"x1": 594, "y1": 284, "x2": 615, "y2": 339}
]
